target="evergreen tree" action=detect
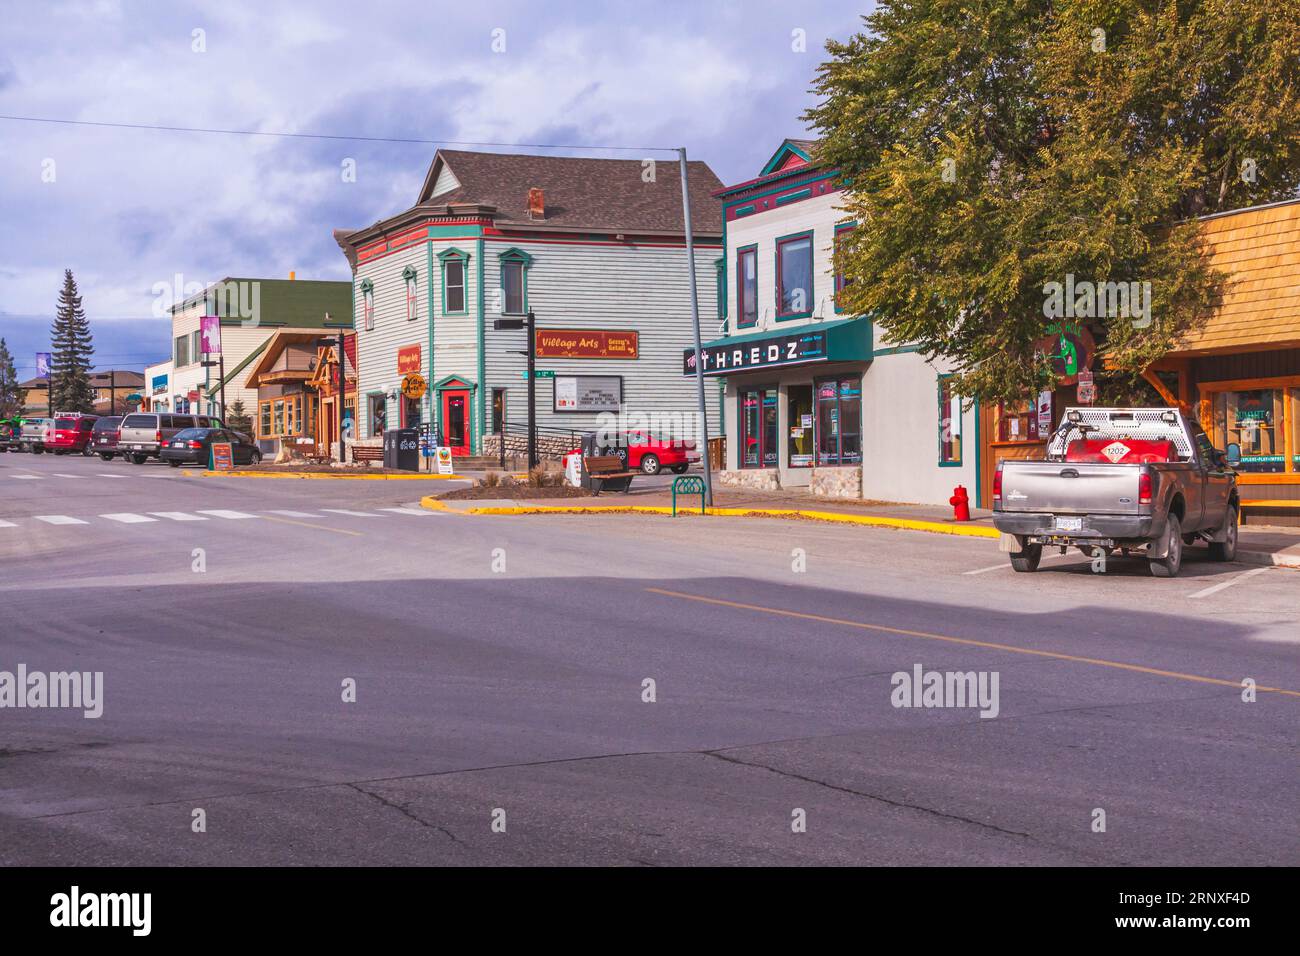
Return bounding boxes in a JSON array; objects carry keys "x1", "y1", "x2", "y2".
[
  {"x1": 806, "y1": 1, "x2": 1300, "y2": 403},
  {"x1": 49, "y1": 269, "x2": 96, "y2": 413},
  {"x1": 0, "y1": 338, "x2": 20, "y2": 419},
  {"x1": 227, "y1": 398, "x2": 253, "y2": 436}
]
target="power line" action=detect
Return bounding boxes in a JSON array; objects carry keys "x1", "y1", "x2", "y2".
[{"x1": 0, "y1": 114, "x2": 678, "y2": 154}]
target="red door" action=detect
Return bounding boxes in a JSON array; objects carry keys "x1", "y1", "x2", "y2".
[{"x1": 440, "y1": 389, "x2": 471, "y2": 456}]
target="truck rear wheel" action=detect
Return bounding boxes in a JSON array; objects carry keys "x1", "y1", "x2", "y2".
[
  {"x1": 1149, "y1": 514, "x2": 1183, "y2": 577},
  {"x1": 1208, "y1": 506, "x2": 1239, "y2": 562},
  {"x1": 1009, "y1": 543, "x2": 1042, "y2": 572}
]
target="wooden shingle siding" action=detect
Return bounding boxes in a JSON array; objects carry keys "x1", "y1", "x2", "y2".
[{"x1": 1175, "y1": 200, "x2": 1300, "y2": 354}]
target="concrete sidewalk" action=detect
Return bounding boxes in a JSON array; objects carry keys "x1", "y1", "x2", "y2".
[{"x1": 426, "y1": 482, "x2": 1300, "y2": 569}]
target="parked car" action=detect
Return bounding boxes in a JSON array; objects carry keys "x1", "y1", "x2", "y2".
[
  {"x1": 45, "y1": 414, "x2": 99, "y2": 455},
  {"x1": 17, "y1": 418, "x2": 53, "y2": 453},
  {"x1": 116, "y1": 412, "x2": 216, "y2": 463},
  {"x1": 89, "y1": 416, "x2": 123, "y2": 460},
  {"x1": 604, "y1": 430, "x2": 701, "y2": 475},
  {"x1": 993, "y1": 407, "x2": 1240, "y2": 578},
  {"x1": 0, "y1": 419, "x2": 21, "y2": 452},
  {"x1": 160, "y1": 428, "x2": 262, "y2": 467}
]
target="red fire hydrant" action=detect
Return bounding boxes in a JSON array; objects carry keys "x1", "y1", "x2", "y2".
[{"x1": 949, "y1": 485, "x2": 971, "y2": 522}]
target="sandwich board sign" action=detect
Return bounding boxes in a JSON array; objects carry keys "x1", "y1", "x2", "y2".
[
  {"x1": 435, "y1": 446, "x2": 454, "y2": 475},
  {"x1": 210, "y1": 442, "x2": 235, "y2": 471}
]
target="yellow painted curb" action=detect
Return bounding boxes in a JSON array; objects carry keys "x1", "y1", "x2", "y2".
[
  {"x1": 200, "y1": 470, "x2": 466, "y2": 480},
  {"x1": 417, "y1": 496, "x2": 998, "y2": 538}
]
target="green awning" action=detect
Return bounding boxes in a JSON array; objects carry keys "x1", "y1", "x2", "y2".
[{"x1": 684, "y1": 316, "x2": 872, "y2": 377}]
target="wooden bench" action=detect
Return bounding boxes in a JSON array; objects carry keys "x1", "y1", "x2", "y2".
[
  {"x1": 584, "y1": 454, "x2": 637, "y2": 495},
  {"x1": 351, "y1": 444, "x2": 383, "y2": 464},
  {"x1": 1241, "y1": 499, "x2": 1300, "y2": 523}
]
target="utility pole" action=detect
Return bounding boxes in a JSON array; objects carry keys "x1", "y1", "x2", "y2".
[
  {"x1": 493, "y1": 310, "x2": 537, "y2": 469},
  {"x1": 679, "y1": 147, "x2": 714, "y2": 506},
  {"x1": 527, "y1": 309, "x2": 536, "y2": 469},
  {"x1": 109, "y1": 368, "x2": 115, "y2": 416},
  {"x1": 218, "y1": 355, "x2": 227, "y2": 423}
]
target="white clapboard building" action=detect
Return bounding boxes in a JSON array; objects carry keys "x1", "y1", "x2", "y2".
[{"x1": 334, "y1": 149, "x2": 723, "y2": 459}]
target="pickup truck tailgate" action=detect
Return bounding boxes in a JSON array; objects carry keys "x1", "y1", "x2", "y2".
[{"x1": 999, "y1": 460, "x2": 1142, "y2": 515}]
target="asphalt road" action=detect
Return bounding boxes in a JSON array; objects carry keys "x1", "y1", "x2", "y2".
[{"x1": 1, "y1": 449, "x2": 1296, "y2": 866}]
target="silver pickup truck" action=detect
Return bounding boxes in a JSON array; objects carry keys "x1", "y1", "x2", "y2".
[{"x1": 992, "y1": 407, "x2": 1240, "y2": 577}]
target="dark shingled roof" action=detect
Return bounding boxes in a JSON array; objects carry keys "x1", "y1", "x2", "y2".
[{"x1": 423, "y1": 150, "x2": 722, "y2": 235}]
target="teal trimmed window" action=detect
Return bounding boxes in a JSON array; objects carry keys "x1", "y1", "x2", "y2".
[
  {"x1": 775, "y1": 230, "x2": 814, "y2": 321},
  {"x1": 833, "y1": 221, "x2": 855, "y2": 314},
  {"x1": 437, "y1": 248, "x2": 469, "y2": 316},
  {"x1": 359, "y1": 278, "x2": 375, "y2": 331},
  {"x1": 498, "y1": 247, "x2": 533, "y2": 315},
  {"x1": 402, "y1": 265, "x2": 418, "y2": 322},
  {"x1": 714, "y1": 258, "x2": 726, "y2": 322},
  {"x1": 938, "y1": 374, "x2": 963, "y2": 466},
  {"x1": 736, "y1": 243, "x2": 758, "y2": 328}
]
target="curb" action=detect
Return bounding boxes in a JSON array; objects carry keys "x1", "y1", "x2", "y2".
[
  {"x1": 200, "y1": 470, "x2": 466, "y2": 481},
  {"x1": 417, "y1": 496, "x2": 999, "y2": 537},
  {"x1": 415, "y1": 496, "x2": 1300, "y2": 565}
]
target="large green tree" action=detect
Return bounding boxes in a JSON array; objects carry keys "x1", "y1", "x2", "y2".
[
  {"x1": 0, "y1": 338, "x2": 20, "y2": 419},
  {"x1": 807, "y1": 1, "x2": 1300, "y2": 403},
  {"x1": 49, "y1": 269, "x2": 96, "y2": 413}
]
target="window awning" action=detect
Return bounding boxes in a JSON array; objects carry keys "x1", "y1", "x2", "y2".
[{"x1": 682, "y1": 316, "x2": 871, "y2": 377}]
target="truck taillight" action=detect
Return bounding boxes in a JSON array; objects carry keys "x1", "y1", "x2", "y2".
[
  {"x1": 155, "y1": 430, "x2": 162, "y2": 442},
  {"x1": 992, "y1": 467, "x2": 1003, "y2": 502},
  {"x1": 1138, "y1": 471, "x2": 1152, "y2": 505}
]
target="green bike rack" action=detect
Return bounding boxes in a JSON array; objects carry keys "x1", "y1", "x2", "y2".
[{"x1": 671, "y1": 475, "x2": 706, "y2": 516}]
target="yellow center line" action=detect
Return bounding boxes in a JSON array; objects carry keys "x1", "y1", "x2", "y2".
[
  {"x1": 644, "y1": 587, "x2": 1300, "y2": 699},
  {"x1": 262, "y1": 515, "x2": 363, "y2": 537}
]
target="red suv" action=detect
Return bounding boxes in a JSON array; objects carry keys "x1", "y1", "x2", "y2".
[
  {"x1": 609, "y1": 430, "x2": 700, "y2": 475},
  {"x1": 46, "y1": 415, "x2": 99, "y2": 455}
]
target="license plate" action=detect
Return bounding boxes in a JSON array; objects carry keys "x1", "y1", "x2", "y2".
[{"x1": 1054, "y1": 516, "x2": 1084, "y2": 532}]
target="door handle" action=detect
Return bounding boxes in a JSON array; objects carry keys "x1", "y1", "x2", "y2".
[{"x1": 1059, "y1": 468, "x2": 1079, "y2": 478}]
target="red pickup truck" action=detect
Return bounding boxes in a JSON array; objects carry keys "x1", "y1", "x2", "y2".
[{"x1": 45, "y1": 414, "x2": 99, "y2": 455}]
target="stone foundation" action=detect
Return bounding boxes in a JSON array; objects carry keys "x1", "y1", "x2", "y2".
[
  {"x1": 481, "y1": 433, "x2": 579, "y2": 461},
  {"x1": 810, "y1": 466, "x2": 862, "y2": 498},
  {"x1": 716, "y1": 468, "x2": 781, "y2": 491}
]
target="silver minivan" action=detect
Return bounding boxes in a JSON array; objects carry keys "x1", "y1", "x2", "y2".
[{"x1": 117, "y1": 412, "x2": 218, "y2": 463}]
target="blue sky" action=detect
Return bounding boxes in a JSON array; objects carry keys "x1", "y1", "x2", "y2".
[{"x1": 0, "y1": 0, "x2": 871, "y2": 380}]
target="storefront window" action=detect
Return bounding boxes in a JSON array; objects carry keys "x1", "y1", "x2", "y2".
[
  {"x1": 368, "y1": 394, "x2": 386, "y2": 436},
  {"x1": 788, "y1": 384, "x2": 814, "y2": 468},
  {"x1": 739, "y1": 388, "x2": 778, "y2": 468},
  {"x1": 1212, "y1": 387, "x2": 1287, "y2": 473},
  {"x1": 995, "y1": 400, "x2": 1038, "y2": 443},
  {"x1": 816, "y1": 378, "x2": 862, "y2": 465},
  {"x1": 259, "y1": 402, "x2": 271, "y2": 437},
  {"x1": 939, "y1": 376, "x2": 962, "y2": 465}
]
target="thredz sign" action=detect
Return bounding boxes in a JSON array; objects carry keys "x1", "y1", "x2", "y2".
[{"x1": 684, "y1": 329, "x2": 828, "y2": 377}]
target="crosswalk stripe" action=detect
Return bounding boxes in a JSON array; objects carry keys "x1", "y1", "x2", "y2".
[
  {"x1": 320, "y1": 508, "x2": 384, "y2": 517},
  {"x1": 97, "y1": 473, "x2": 130, "y2": 479},
  {"x1": 101, "y1": 513, "x2": 157, "y2": 524},
  {"x1": 10, "y1": 475, "x2": 43, "y2": 480},
  {"x1": 34, "y1": 515, "x2": 89, "y2": 525},
  {"x1": 196, "y1": 509, "x2": 257, "y2": 520},
  {"x1": 149, "y1": 512, "x2": 208, "y2": 521},
  {"x1": 0, "y1": 520, "x2": 16, "y2": 528},
  {"x1": 53, "y1": 473, "x2": 84, "y2": 478},
  {"x1": 379, "y1": 508, "x2": 435, "y2": 516},
  {"x1": 267, "y1": 510, "x2": 322, "y2": 518}
]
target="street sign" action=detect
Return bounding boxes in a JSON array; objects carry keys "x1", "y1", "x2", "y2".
[
  {"x1": 210, "y1": 442, "x2": 235, "y2": 471},
  {"x1": 521, "y1": 369, "x2": 554, "y2": 379},
  {"x1": 494, "y1": 318, "x2": 526, "y2": 331}
]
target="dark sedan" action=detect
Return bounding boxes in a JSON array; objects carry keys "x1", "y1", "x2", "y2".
[{"x1": 160, "y1": 428, "x2": 262, "y2": 467}]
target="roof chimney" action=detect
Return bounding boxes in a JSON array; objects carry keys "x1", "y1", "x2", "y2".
[{"x1": 527, "y1": 187, "x2": 545, "y2": 220}]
